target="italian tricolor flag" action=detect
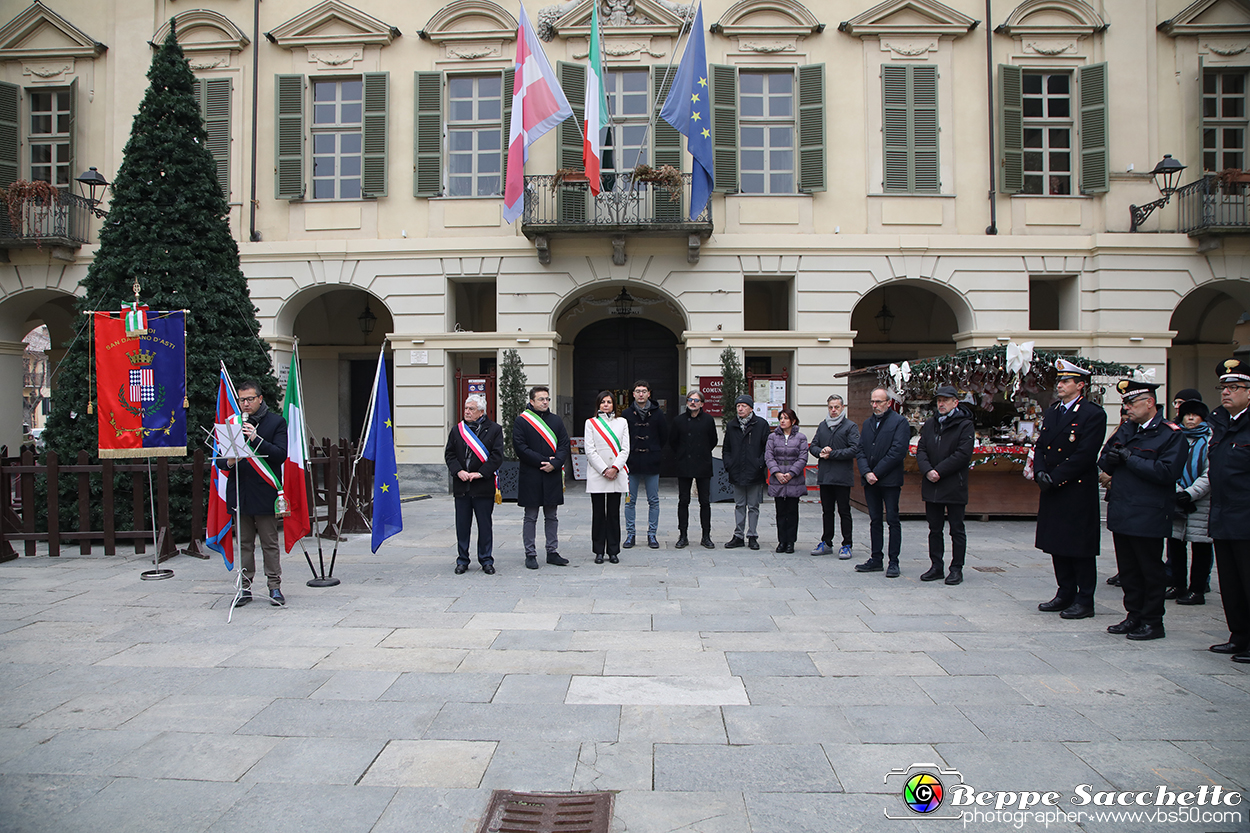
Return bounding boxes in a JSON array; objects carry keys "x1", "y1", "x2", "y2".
[
  {"x1": 582, "y1": 2, "x2": 609, "y2": 195},
  {"x1": 282, "y1": 349, "x2": 311, "y2": 552}
]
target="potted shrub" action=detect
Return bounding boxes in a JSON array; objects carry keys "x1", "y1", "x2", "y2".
[{"x1": 496, "y1": 347, "x2": 528, "y2": 500}]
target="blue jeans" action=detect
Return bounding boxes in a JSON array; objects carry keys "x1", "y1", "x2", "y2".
[{"x1": 625, "y1": 473, "x2": 660, "y2": 536}]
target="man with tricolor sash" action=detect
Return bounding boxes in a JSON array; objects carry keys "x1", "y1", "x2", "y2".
[
  {"x1": 512, "y1": 385, "x2": 571, "y2": 569},
  {"x1": 444, "y1": 394, "x2": 505, "y2": 575},
  {"x1": 220, "y1": 380, "x2": 288, "y2": 606}
]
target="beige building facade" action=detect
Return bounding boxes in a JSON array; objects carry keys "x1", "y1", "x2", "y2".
[{"x1": 0, "y1": 0, "x2": 1248, "y2": 488}]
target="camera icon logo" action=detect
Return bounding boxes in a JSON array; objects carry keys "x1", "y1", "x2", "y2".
[{"x1": 884, "y1": 763, "x2": 964, "y2": 820}]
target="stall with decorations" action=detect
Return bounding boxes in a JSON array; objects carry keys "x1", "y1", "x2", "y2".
[{"x1": 837, "y1": 344, "x2": 1132, "y2": 517}]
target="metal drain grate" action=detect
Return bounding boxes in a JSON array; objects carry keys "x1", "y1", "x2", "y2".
[
  {"x1": 972, "y1": 566, "x2": 1006, "y2": 573},
  {"x1": 476, "y1": 790, "x2": 613, "y2": 833}
]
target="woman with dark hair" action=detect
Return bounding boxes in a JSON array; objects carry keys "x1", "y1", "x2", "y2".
[
  {"x1": 765, "y1": 408, "x2": 808, "y2": 553},
  {"x1": 1168, "y1": 398, "x2": 1214, "y2": 604},
  {"x1": 584, "y1": 390, "x2": 630, "y2": 563}
]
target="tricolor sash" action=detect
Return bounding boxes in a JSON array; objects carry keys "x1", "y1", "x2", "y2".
[
  {"x1": 520, "y1": 408, "x2": 559, "y2": 453},
  {"x1": 459, "y1": 420, "x2": 490, "y2": 463},
  {"x1": 589, "y1": 414, "x2": 628, "y2": 473},
  {"x1": 236, "y1": 414, "x2": 281, "y2": 492}
]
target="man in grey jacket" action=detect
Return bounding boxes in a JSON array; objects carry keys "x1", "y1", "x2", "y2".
[{"x1": 809, "y1": 394, "x2": 860, "y2": 558}]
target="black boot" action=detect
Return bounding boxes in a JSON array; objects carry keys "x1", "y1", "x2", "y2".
[
  {"x1": 920, "y1": 560, "x2": 945, "y2": 582},
  {"x1": 675, "y1": 533, "x2": 689, "y2": 549}
]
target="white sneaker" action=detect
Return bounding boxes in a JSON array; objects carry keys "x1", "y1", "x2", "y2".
[{"x1": 838, "y1": 545, "x2": 853, "y2": 560}]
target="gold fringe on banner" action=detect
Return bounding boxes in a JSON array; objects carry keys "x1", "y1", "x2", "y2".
[{"x1": 97, "y1": 447, "x2": 189, "y2": 459}]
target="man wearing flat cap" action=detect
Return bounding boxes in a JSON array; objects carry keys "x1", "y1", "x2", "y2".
[
  {"x1": 1098, "y1": 377, "x2": 1186, "y2": 641},
  {"x1": 1207, "y1": 358, "x2": 1250, "y2": 662},
  {"x1": 1034, "y1": 359, "x2": 1107, "y2": 620},
  {"x1": 915, "y1": 385, "x2": 975, "y2": 585},
  {"x1": 722, "y1": 393, "x2": 770, "y2": 549}
]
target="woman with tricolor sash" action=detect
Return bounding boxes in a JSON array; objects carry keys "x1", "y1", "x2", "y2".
[{"x1": 585, "y1": 390, "x2": 631, "y2": 564}]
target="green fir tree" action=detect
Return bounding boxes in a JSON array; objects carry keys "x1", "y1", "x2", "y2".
[
  {"x1": 43, "y1": 22, "x2": 275, "y2": 538},
  {"x1": 719, "y1": 347, "x2": 747, "y2": 430}
]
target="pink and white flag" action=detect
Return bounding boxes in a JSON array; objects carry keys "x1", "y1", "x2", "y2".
[{"x1": 502, "y1": 2, "x2": 573, "y2": 223}]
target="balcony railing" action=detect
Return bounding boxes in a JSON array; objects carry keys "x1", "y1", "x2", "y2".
[
  {"x1": 0, "y1": 191, "x2": 93, "y2": 249},
  {"x1": 1175, "y1": 174, "x2": 1250, "y2": 235},
  {"x1": 520, "y1": 171, "x2": 713, "y2": 264}
]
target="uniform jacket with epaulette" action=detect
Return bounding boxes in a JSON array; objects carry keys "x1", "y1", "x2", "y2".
[
  {"x1": 1033, "y1": 395, "x2": 1106, "y2": 558},
  {"x1": 1098, "y1": 411, "x2": 1186, "y2": 539}
]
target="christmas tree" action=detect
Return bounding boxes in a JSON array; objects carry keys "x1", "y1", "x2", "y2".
[{"x1": 43, "y1": 21, "x2": 275, "y2": 537}]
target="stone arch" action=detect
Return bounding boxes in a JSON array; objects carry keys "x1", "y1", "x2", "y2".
[
  {"x1": 421, "y1": 0, "x2": 517, "y2": 42},
  {"x1": 713, "y1": 0, "x2": 824, "y2": 36},
  {"x1": 550, "y1": 279, "x2": 689, "y2": 340},
  {"x1": 274, "y1": 283, "x2": 393, "y2": 343},
  {"x1": 999, "y1": 0, "x2": 1107, "y2": 35},
  {"x1": 0, "y1": 287, "x2": 78, "y2": 450},
  {"x1": 1168, "y1": 278, "x2": 1250, "y2": 404},
  {"x1": 152, "y1": 10, "x2": 250, "y2": 54},
  {"x1": 849, "y1": 279, "x2": 971, "y2": 363}
]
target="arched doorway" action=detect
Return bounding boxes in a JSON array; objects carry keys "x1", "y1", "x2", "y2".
[
  {"x1": 573, "y1": 317, "x2": 680, "y2": 422},
  {"x1": 0, "y1": 289, "x2": 78, "y2": 450},
  {"x1": 850, "y1": 283, "x2": 962, "y2": 368},
  {"x1": 1169, "y1": 281, "x2": 1250, "y2": 404},
  {"x1": 283, "y1": 287, "x2": 394, "y2": 443}
]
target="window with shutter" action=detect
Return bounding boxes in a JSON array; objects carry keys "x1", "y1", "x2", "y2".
[
  {"x1": 0, "y1": 82, "x2": 17, "y2": 189},
  {"x1": 1202, "y1": 68, "x2": 1248, "y2": 172},
  {"x1": 654, "y1": 68, "x2": 682, "y2": 220},
  {"x1": 882, "y1": 64, "x2": 939, "y2": 193},
  {"x1": 710, "y1": 64, "x2": 738, "y2": 193},
  {"x1": 797, "y1": 64, "x2": 825, "y2": 193},
  {"x1": 1022, "y1": 71, "x2": 1073, "y2": 195},
  {"x1": 999, "y1": 64, "x2": 1023, "y2": 195},
  {"x1": 361, "y1": 73, "x2": 388, "y2": 197},
  {"x1": 414, "y1": 72, "x2": 443, "y2": 197},
  {"x1": 28, "y1": 81, "x2": 74, "y2": 188},
  {"x1": 557, "y1": 61, "x2": 587, "y2": 222},
  {"x1": 447, "y1": 74, "x2": 504, "y2": 197},
  {"x1": 1077, "y1": 62, "x2": 1108, "y2": 194}
]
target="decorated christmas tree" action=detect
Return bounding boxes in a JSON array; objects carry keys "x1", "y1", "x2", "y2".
[{"x1": 43, "y1": 22, "x2": 275, "y2": 536}]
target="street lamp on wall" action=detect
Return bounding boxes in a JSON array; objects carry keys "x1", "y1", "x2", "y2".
[
  {"x1": 874, "y1": 301, "x2": 895, "y2": 336},
  {"x1": 1130, "y1": 155, "x2": 1186, "y2": 232},
  {"x1": 75, "y1": 167, "x2": 110, "y2": 218},
  {"x1": 358, "y1": 301, "x2": 377, "y2": 336}
]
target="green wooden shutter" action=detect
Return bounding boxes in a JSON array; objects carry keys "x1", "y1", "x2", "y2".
[
  {"x1": 912, "y1": 65, "x2": 939, "y2": 192},
  {"x1": 64, "y1": 78, "x2": 76, "y2": 191},
  {"x1": 882, "y1": 65, "x2": 909, "y2": 191},
  {"x1": 0, "y1": 82, "x2": 16, "y2": 189},
  {"x1": 557, "y1": 61, "x2": 587, "y2": 222},
  {"x1": 500, "y1": 68, "x2": 514, "y2": 195},
  {"x1": 1078, "y1": 62, "x2": 1109, "y2": 194},
  {"x1": 797, "y1": 63, "x2": 825, "y2": 193},
  {"x1": 195, "y1": 77, "x2": 231, "y2": 198},
  {"x1": 653, "y1": 67, "x2": 684, "y2": 220},
  {"x1": 999, "y1": 64, "x2": 1023, "y2": 195},
  {"x1": 361, "y1": 72, "x2": 388, "y2": 197},
  {"x1": 710, "y1": 64, "x2": 738, "y2": 193},
  {"x1": 414, "y1": 72, "x2": 442, "y2": 197},
  {"x1": 275, "y1": 74, "x2": 305, "y2": 200}
]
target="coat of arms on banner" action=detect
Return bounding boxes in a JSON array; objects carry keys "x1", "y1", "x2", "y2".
[{"x1": 93, "y1": 308, "x2": 188, "y2": 458}]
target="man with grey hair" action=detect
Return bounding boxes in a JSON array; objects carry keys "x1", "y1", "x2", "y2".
[
  {"x1": 809, "y1": 394, "x2": 860, "y2": 558},
  {"x1": 855, "y1": 387, "x2": 910, "y2": 577},
  {"x1": 445, "y1": 394, "x2": 505, "y2": 574}
]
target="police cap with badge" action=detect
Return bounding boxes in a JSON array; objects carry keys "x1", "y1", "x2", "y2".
[
  {"x1": 1115, "y1": 378, "x2": 1160, "y2": 403},
  {"x1": 1217, "y1": 357, "x2": 1250, "y2": 385},
  {"x1": 1054, "y1": 358, "x2": 1091, "y2": 380}
]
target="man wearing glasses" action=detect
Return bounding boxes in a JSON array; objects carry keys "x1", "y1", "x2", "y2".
[
  {"x1": 221, "y1": 381, "x2": 288, "y2": 606},
  {"x1": 670, "y1": 390, "x2": 719, "y2": 548},
  {"x1": 854, "y1": 388, "x2": 909, "y2": 577},
  {"x1": 1208, "y1": 359, "x2": 1250, "y2": 662},
  {"x1": 513, "y1": 386, "x2": 571, "y2": 569}
]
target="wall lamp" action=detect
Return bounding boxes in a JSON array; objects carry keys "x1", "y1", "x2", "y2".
[{"x1": 1130, "y1": 155, "x2": 1186, "y2": 232}]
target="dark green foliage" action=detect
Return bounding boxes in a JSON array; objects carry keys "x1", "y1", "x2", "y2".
[
  {"x1": 719, "y1": 347, "x2": 746, "y2": 430},
  {"x1": 42, "y1": 22, "x2": 275, "y2": 539},
  {"x1": 498, "y1": 348, "x2": 528, "y2": 460}
]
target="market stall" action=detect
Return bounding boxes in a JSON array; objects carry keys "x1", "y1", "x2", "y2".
[{"x1": 837, "y1": 345, "x2": 1131, "y2": 517}]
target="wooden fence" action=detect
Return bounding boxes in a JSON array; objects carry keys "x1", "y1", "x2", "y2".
[{"x1": 0, "y1": 438, "x2": 374, "y2": 562}]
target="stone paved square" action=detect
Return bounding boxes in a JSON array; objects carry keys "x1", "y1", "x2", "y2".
[{"x1": 1, "y1": 492, "x2": 1247, "y2": 831}]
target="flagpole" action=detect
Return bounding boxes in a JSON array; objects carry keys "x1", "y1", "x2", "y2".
[
  {"x1": 327, "y1": 343, "x2": 386, "y2": 576},
  {"x1": 629, "y1": 6, "x2": 696, "y2": 174},
  {"x1": 290, "y1": 340, "x2": 339, "y2": 588}
]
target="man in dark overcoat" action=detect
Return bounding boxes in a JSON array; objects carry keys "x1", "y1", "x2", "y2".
[
  {"x1": 1205, "y1": 358, "x2": 1250, "y2": 662},
  {"x1": 855, "y1": 387, "x2": 910, "y2": 577},
  {"x1": 512, "y1": 385, "x2": 571, "y2": 569},
  {"x1": 445, "y1": 394, "x2": 504, "y2": 575},
  {"x1": 1033, "y1": 359, "x2": 1107, "y2": 620},
  {"x1": 722, "y1": 394, "x2": 770, "y2": 550},
  {"x1": 221, "y1": 380, "x2": 289, "y2": 606},
  {"x1": 622, "y1": 380, "x2": 669, "y2": 549},
  {"x1": 915, "y1": 385, "x2": 975, "y2": 585},
  {"x1": 669, "y1": 390, "x2": 719, "y2": 549},
  {"x1": 1098, "y1": 378, "x2": 1186, "y2": 640}
]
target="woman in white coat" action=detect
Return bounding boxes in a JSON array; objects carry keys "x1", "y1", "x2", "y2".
[{"x1": 585, "y1": 390, "x2": 631, "y2": 563}]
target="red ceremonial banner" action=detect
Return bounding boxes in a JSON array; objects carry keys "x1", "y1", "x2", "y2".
[{"x1": 94, "y1": 310, "x2": 188, "y2": 458}]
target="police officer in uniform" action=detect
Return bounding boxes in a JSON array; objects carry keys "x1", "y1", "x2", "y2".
[
  {"x1": 1207, "y1": 358, "x2": 1250, "y2": 661},
  {"x1": 1034, "y1": 359, "x2": 1107, "y2": 619},
  {"x1": 1098, "y1": 378, "x2": 1186, "y2": 641}
]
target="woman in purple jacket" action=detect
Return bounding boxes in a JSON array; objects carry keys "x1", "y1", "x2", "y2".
[{"x1": 765, "y1": 409, "x2": 809, "y2": 553}]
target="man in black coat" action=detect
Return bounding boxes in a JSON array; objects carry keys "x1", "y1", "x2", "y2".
[
  {"x1": 915, "y1": 385, "x2": 975, "y2": 586},
  {"x1": 1034, "y1": 359, "x2": 1106, "y2": 620},
  {"x1": 221, "y1": 380, "x2": 288, "y2": 606},
  {"x1": 722, "y1": 394, "x2": 770, "y2": 550},
  {"x1": 809, "y1": 394, "x2": 860, "y2": 559},
  {"x1": 855, "y1": 387, "x2": 910, "y2": 577},
  {"x1": 513, "y1": 386, "x2": 571, "y2": 569},
  {"x1": 1206, "y1": 358, "x2": 1250, "y2": 662},
  {"x1": 1098, "y1": 378, "x2": 1186, "y2": 640},
  {"x1": 622, "y1": 380, "x2": 669, "y2": 549},
  {"x1": 670, "y1": 390, "x2": 718, "y2": 549},
  {"x1": 445, "y1": 394, "x2": 504, "y2": 575}
]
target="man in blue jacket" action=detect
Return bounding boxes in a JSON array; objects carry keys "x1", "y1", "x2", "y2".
[{"x1": 855, "y1": 387, "x2": 910, "y2": 577}]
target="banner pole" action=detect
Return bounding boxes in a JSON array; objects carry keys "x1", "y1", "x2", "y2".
[{"x1": 326, "y1": 343, "x2": 386, "y2": 578}]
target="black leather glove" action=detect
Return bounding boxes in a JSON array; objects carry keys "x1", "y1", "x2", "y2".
[
  {"x1": 1104, "y1": 446, "x2": 1131, "y2": 469},
  {"x1": 1035, "y1": 471, "x2": 1054, "y2": 491},
  {"x1": 1176, "y1": 491, "x2": 1195, "y2": 513}
]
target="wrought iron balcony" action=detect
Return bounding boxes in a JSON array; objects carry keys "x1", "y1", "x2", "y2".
[
  {"x1": 520, "y1": 171, "x2": 713, "y2": 265},
  {"x1": 0, "y1": 191, "x2": 93, "y2": 251},
  {"x1": 1175, "y1": 173, "x2": 1250, "y2": 236}
]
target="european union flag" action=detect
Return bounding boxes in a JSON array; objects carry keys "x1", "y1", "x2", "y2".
[
  {"x1": 659, "y1": 2, "x2": 713, "y2": 220},
  {"x1": 362, "y1": 356, "x2": 403, "y2": 552}
]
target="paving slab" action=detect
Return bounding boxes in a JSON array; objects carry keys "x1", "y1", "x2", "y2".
[
  {"x1": 567, "y1": 675, "x2": 748, "y2": 705},
  {"x1": 424, "y1": 702, "x2": 620, "y2": 742},
  {"x1": 358, "y1": 739, "x2": 495, "y2": 788},
  {"x1": 204, "y1": 782, "x2": 395, "y2": 833},
  {"x1": 369, "y1": 787, "x2": 492, "y2": 833},
  {"x1": 107, "y1": 730, "x2": 277, "y2": 781},
  {"x1": 0, "y1": 773, "x2": 112, "y2": 833},
  {"x1": 238, "y1": 698, "x2": 441, "y2": 739},
  {"x1": 617, "y1": 705, "x2": 728, "y2": 743},
  {"x1": 654, "y1": 743, "x2": 841, "y2": 792},
  {"x1": 242, "y1": 736, "x2": 386, "y2": 784},
  {"x1": 611, "y1": 790, "x2": 751, "y2": 833},
  {"x1": 58, "y1": 777, "x2": 246, "y2": 833}
]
